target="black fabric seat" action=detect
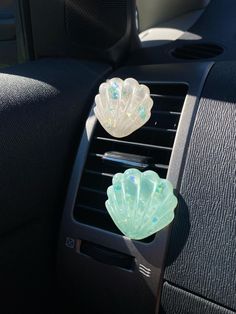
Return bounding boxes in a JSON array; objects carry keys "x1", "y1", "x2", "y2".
[{"x1": 0, "y1": 58, "x2": 110, "y2": 314}]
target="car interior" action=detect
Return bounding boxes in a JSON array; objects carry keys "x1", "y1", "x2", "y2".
[{"x1": 0, "y1": 0, "x2": 235, "y2": 313}]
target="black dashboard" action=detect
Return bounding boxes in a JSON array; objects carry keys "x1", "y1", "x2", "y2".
[{"x1": 0, "y1": 1, "x2": 235, "y2": 313}]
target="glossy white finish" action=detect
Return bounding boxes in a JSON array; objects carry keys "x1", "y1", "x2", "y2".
[{"x1": 94, "y1": 78, "x2": 153, "y2": 138}]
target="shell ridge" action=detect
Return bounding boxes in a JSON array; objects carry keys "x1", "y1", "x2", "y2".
[
  {"x1": 106, "y1": 186, "x2": 117, "y2": 215},
  {"x1": 112, "y1": 173, "x2": 126, "y2": 216},
  {"x1": 128, "y1": 95, "x2": 153, "y2": 127},
  {"x1": 138, "y1": 211, "x2": 174, "y2": 239},
  {"x1": 124, "y1": 84, "x2": 137, "y2": 120},
  {"x1": 150, "y1": 193, "x2": 177, "y2": 222},
  {"x1": 120, "y1": 174, "x2": 128, "y2": 218},
  {"x1": 126, "y1": 169, "x2": 142, "y2": 233},
  {"x1": 123, "y1": 170, "x2": 134, "y2": 220},
  {"x1": 105, "y1": 200, "x2": 126, "y2": 234},
  {"x1": 136, "y1": 171, "x2": 161, "y2": 230},
  {"x1": 94, "y1": 97, "x2": 106, "y2": 123},
  {"x1": 136, "y1": 181, "x2": 155, "y2": 231},
  {"x1": 154, "y1": 211, "x2": 175, "y2": 233},
  {"x1": 99, "y1": 83, "x2": 110, "y2": 112},
  {"x1": 152, "y1": 179, "x2": 175, "y2": 211}
]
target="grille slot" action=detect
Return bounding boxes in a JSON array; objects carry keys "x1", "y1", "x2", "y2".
[
  {"x1": 171, "y1": 43, "x2": 224, "y2": 60},
  {"x1": 74, "y1": 83, "x2": 188, "y2": 240}
]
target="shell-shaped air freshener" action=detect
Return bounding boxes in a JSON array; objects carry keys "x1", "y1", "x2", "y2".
[
  {"x1": 94, "y1": 78, "x2": 153, "y2": 138},
  {"x1": 105, "y1": 169, "x2": 177, "y2": 240}
]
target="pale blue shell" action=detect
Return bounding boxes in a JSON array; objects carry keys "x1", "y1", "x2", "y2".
[{"x1": 105, "y1": 169, "x2": 177, "y2": 240}]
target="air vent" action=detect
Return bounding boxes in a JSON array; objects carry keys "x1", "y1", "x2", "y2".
[
  {"x1": 74, "y1": 83, "x2": 188, "y2": 240},
  {"x1": 171, "y1": 43, "x2": 224, "y2": 60}
]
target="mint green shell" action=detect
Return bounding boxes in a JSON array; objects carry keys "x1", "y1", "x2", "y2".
[{"x1": 105, "y1": 169, "x2": 177, "y2": 240}]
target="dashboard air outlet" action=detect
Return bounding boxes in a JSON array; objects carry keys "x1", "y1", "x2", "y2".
[
  {"x1": 74, "y1": 83, "x2": 188, "y2": 238},
  {"x1": 171, "y1": 43, "x2": 224, "y2": 60}
]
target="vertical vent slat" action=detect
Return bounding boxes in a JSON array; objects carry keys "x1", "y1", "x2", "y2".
[{"x1": 74, "y1": 83, "x2": 188, "y2": 240}]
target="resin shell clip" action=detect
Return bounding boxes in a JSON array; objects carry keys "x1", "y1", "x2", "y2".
[
  {"x1": 94, "y1": 78, "x2": 153, "y2": 138},
  {"x1": 105, "y1": 169, "x2": 177, "y2": 240}
]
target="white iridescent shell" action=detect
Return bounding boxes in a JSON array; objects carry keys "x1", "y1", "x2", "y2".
[
  {"x1": 105, "y1": 169, "x2": 177, "y2": 240},
  {"x1": 94, "y1": 78, "x2": 153, "y2": 138}
]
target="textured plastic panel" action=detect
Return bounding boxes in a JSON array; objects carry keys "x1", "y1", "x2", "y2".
[
  {"x1": 160, "y1": 282, "x2": 235, "y2": 314},
  {"x1": 163, "y1": 61, "x2": 236, "y2": 312}
]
